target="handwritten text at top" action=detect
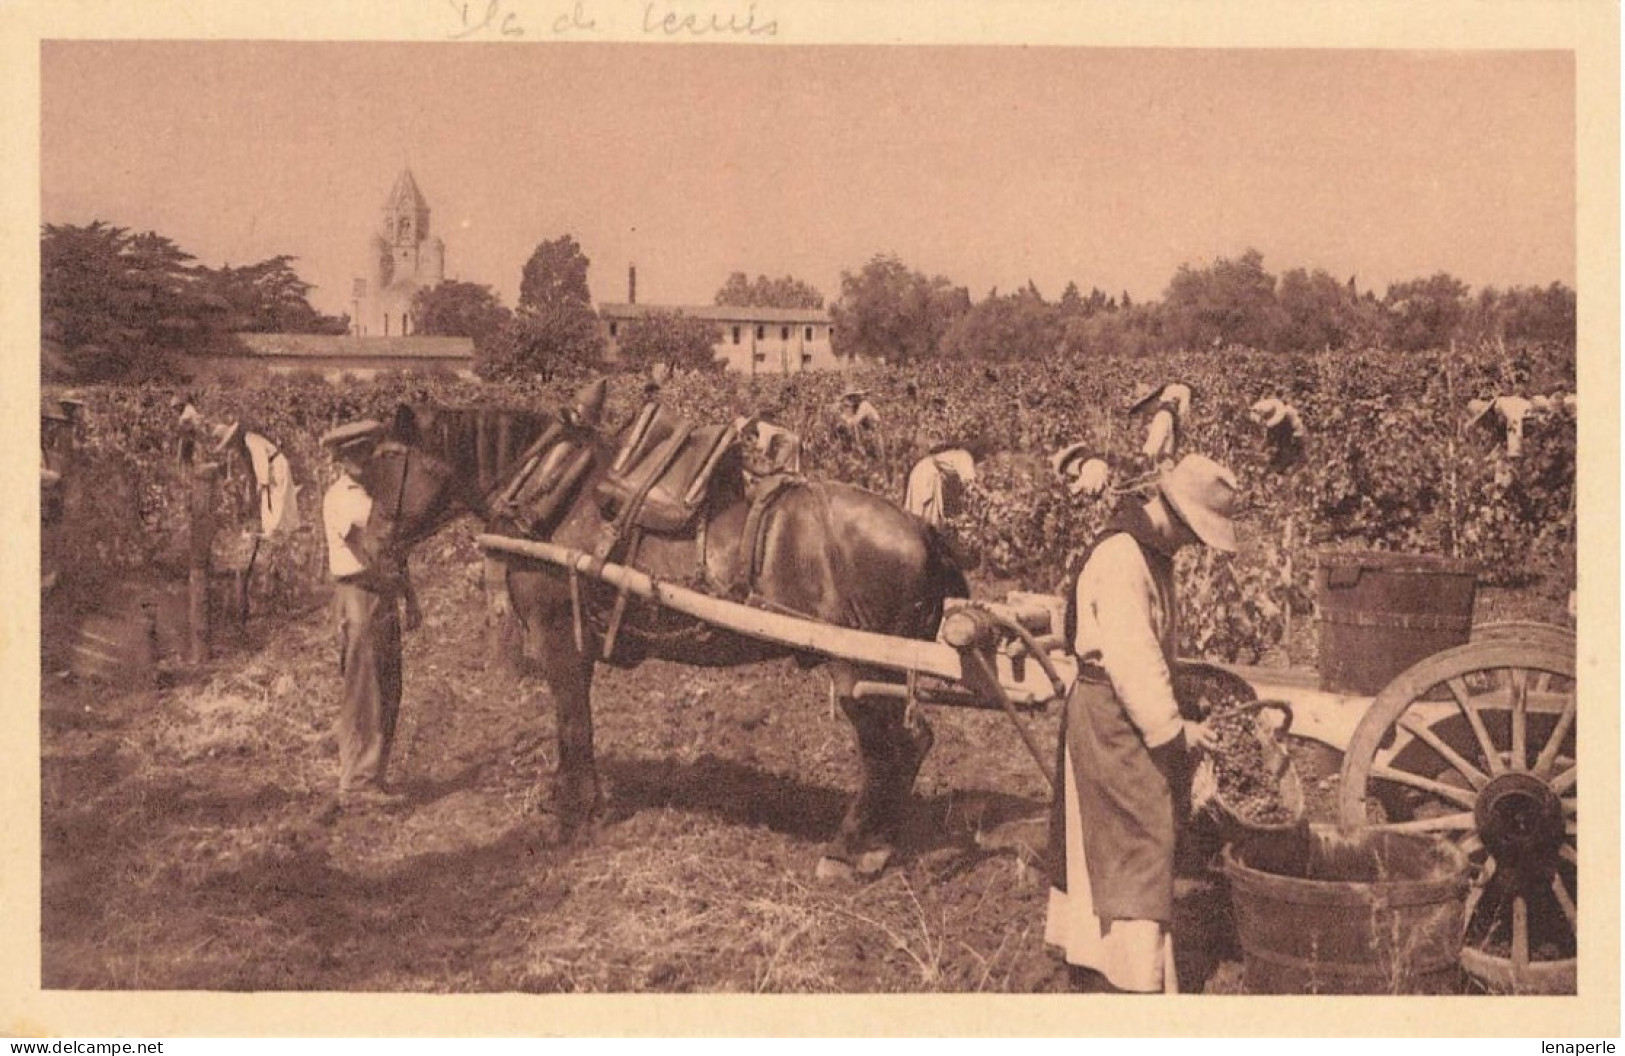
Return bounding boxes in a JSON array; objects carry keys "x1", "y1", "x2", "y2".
[{"x1": 444, "y1": 0, "x2": 779, "y2": 39}]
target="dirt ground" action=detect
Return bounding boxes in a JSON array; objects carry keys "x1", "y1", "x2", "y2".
[{"x1": 38, "y1": 546, "x2": 1554, "y2": 995}]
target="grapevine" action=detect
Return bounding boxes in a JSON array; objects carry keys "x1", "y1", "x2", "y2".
[{"x1": 47, "y1": 342, "x2": 1574, "y2": 665}]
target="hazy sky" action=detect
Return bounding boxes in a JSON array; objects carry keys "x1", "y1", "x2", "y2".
[{"x1": 41, "y1": 42, "x2": 1575, "y2": 316}]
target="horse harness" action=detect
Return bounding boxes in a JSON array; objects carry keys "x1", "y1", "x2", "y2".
[{"x1": 485, "y1": 400, "x2": 810, "y2": 662}]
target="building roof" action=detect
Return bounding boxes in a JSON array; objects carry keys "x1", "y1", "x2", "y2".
[
  {"x1": 235, "y1": 333, "x2": 473, "y2": 361},
  {"x1": 598, "y1": 302, "x2": 831, "y2": 325},
  {"x1": 384, "y1": 169, "x2": 429, "y2": 214}
]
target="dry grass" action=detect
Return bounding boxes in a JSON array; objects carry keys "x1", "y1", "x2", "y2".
[{"x1": 41, "y1": 545, "x2": 1491, "y2": 995}]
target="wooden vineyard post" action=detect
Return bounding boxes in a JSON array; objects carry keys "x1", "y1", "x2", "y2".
[
  {"x1": 1443, "y1": 350, "x2": 1460, "y2": 558},
  {"x1": 188, "y1": 462, "x2": 220, "y2": 664},
  {"x1": 477, "y1": 414, "x2": 493, "y2": 492},
  {"x1": 1280, "y1": 515, "x2": 1294, "y2": 666},
  {"x1": 496, "y1": 413, "x2": 513, "y2": 494}
]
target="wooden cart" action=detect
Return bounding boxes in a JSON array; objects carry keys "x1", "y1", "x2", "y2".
[{"x1": 476, "y1": 532, "x2": 1577, "y2": 994}]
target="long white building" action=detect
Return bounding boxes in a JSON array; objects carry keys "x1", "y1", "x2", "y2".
[{"x1": 597, "y1": 302, "x2": 840, "y2": 375}]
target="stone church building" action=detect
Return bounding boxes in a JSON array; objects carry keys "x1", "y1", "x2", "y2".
[{"x1": 354, "y1": 169, "x2": 445, "y2": 337}]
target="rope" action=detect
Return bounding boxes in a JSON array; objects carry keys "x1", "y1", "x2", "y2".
[{"x1": 1106, "y1": 469, "x2": 1160, "y2": 499}]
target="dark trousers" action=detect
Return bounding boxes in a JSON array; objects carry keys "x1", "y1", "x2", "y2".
[{"x1": 333, "y1": 581, "x2": 403, "y2": 793}]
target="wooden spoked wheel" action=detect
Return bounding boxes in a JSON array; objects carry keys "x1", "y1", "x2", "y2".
[{"x1": 1337, "y1": 634, "x2": 1577, "y2": 994}]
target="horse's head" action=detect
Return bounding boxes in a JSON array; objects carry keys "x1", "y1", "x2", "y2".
[{"x1": 360, "y1": 404, "x2": 487, "y2": 557}]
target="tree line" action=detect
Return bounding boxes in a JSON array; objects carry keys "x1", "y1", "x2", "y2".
[
  {"x1": 42, "y1": 219, "x2": 1575, "y2": 385},
  {"x1": 41, "y1": 221, "x2": 348, "y2": 382},
  {"x1": 417, "y1": 242, "x2": 1578, "y2": 377},
  {"x1": 831, "y1": 248, "x2": 1576, "y2": 365}
]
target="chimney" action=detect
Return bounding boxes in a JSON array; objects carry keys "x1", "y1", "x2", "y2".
[{"x1": 628, "y1": 264, "x2": 637, "y2": 305}]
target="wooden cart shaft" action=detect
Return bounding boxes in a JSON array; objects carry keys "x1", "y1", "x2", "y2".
[{"x1": 477, "y1": 533, "x2": 1411, "y2": 754}]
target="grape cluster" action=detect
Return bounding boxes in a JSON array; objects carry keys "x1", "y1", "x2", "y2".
[{"x1": 1208, "y1": 712, "x2": 1298, "y2": 827}]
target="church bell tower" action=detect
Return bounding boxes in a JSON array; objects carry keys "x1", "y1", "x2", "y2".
[{"x1": 358, "y1": 169, "x2": 446, "y2": 337}]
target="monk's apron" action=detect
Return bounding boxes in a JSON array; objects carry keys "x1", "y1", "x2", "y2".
[
  {"x1": 1046, "y1": 511, "x2": 1187, "y2": 924},
  {"x1": 1048, "y1": 674, "x2": 1191, "y2": 923}
]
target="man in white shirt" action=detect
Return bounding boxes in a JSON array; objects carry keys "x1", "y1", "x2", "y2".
[
  {"x1": 737, "y1": 407, "x2": 804, "y2": 484},
  {"x1": 1467, "y1": 394, "x2": 1535, "y2": 458},
  {"x1": 213, "y1": 420, "x2": 303, "y2": 623},
  {"x1": 1249, "y1": 397, "x2": 1306, "y2": 473},
  {"x1": 214, "y1": 421, "x2": 301, "y2": 537},
  {"x1": 1128, "y1": 382, "x2": 1191, "y2": 469},
  {"x1": 904, "y1": 444, "x2": 976, "y2": 528},
  {"x1": 1051, "y1": 442, "x2": 1112, "y2": 501},
  {"x1": 321, "y1": 420, "x2": 413, "y2": 813},
  {"x1": 1045, "y1": 453, "x2": 1237, "y2": 993},
  {"x1": 835, "y1": 389, "x2": 885, "y2": 459}
]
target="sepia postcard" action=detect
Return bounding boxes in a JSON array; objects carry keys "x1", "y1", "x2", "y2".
[{"x1": 3, "y1": 0, "x2": 1618, "y2": 1039}]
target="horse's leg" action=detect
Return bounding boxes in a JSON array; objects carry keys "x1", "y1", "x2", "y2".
[
  {"x1": 520, "y1": 579, "x2": 602, "y2": 841},
  {"x1": 880, "y1": 693, "x2": 935, "y2": 838},
  {"x1": 855, "y1": 688, "x2": 936, "y2": 860},
  {"x1": 820, "y1": 698, "x2": 899, "y2": 878},
  {"x1": 817, "y1": 662, "x2": 932, "y2": 879}
]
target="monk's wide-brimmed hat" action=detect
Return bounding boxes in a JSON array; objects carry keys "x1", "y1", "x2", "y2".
[{"x1": 1159, "y1": 453, "x2": 1240, "y2": 552}]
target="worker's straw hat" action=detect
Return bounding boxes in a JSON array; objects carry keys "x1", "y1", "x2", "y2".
[
  {"x1": 1158, "y1": 453, "x2": 1241, "y2": 552},
  {"x1": 1160, "y1": 383, "x2": 1191, "y2": 410},
  {"x1": 320, "y1": 419, "x2": 383, "y2": 457},
  {"x1": 211, "y1": 421, "x2": 244, "y2": 454},
  {"x1": 1050, "y1": 441, "x2": 1093, "y2": 479},
  {"x1": 1126, "y1": 382, "x2": 1160, "y2": 414},
  {"x1": 1051, "y1": 442, "x2": 1111, "y2": 498},
  {"x1": 1127, "y1": 381, "x2": 1191, "y2": 416},
  {"x1": 1250, "y1": 397, "x2": 1288, "y2": 428}
]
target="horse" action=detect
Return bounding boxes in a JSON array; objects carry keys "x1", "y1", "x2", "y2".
[{"x1": 360, "y1": 379, "x2": 970, "y2": 876}]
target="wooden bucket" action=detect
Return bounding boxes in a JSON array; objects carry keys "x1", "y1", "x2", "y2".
[
  {"x1": 1224, "y1": 826, "x2": 1470, "y2": 994},
  {"x1": 1317, "y1": 550, "x2": 1477, "y2": 695}
]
